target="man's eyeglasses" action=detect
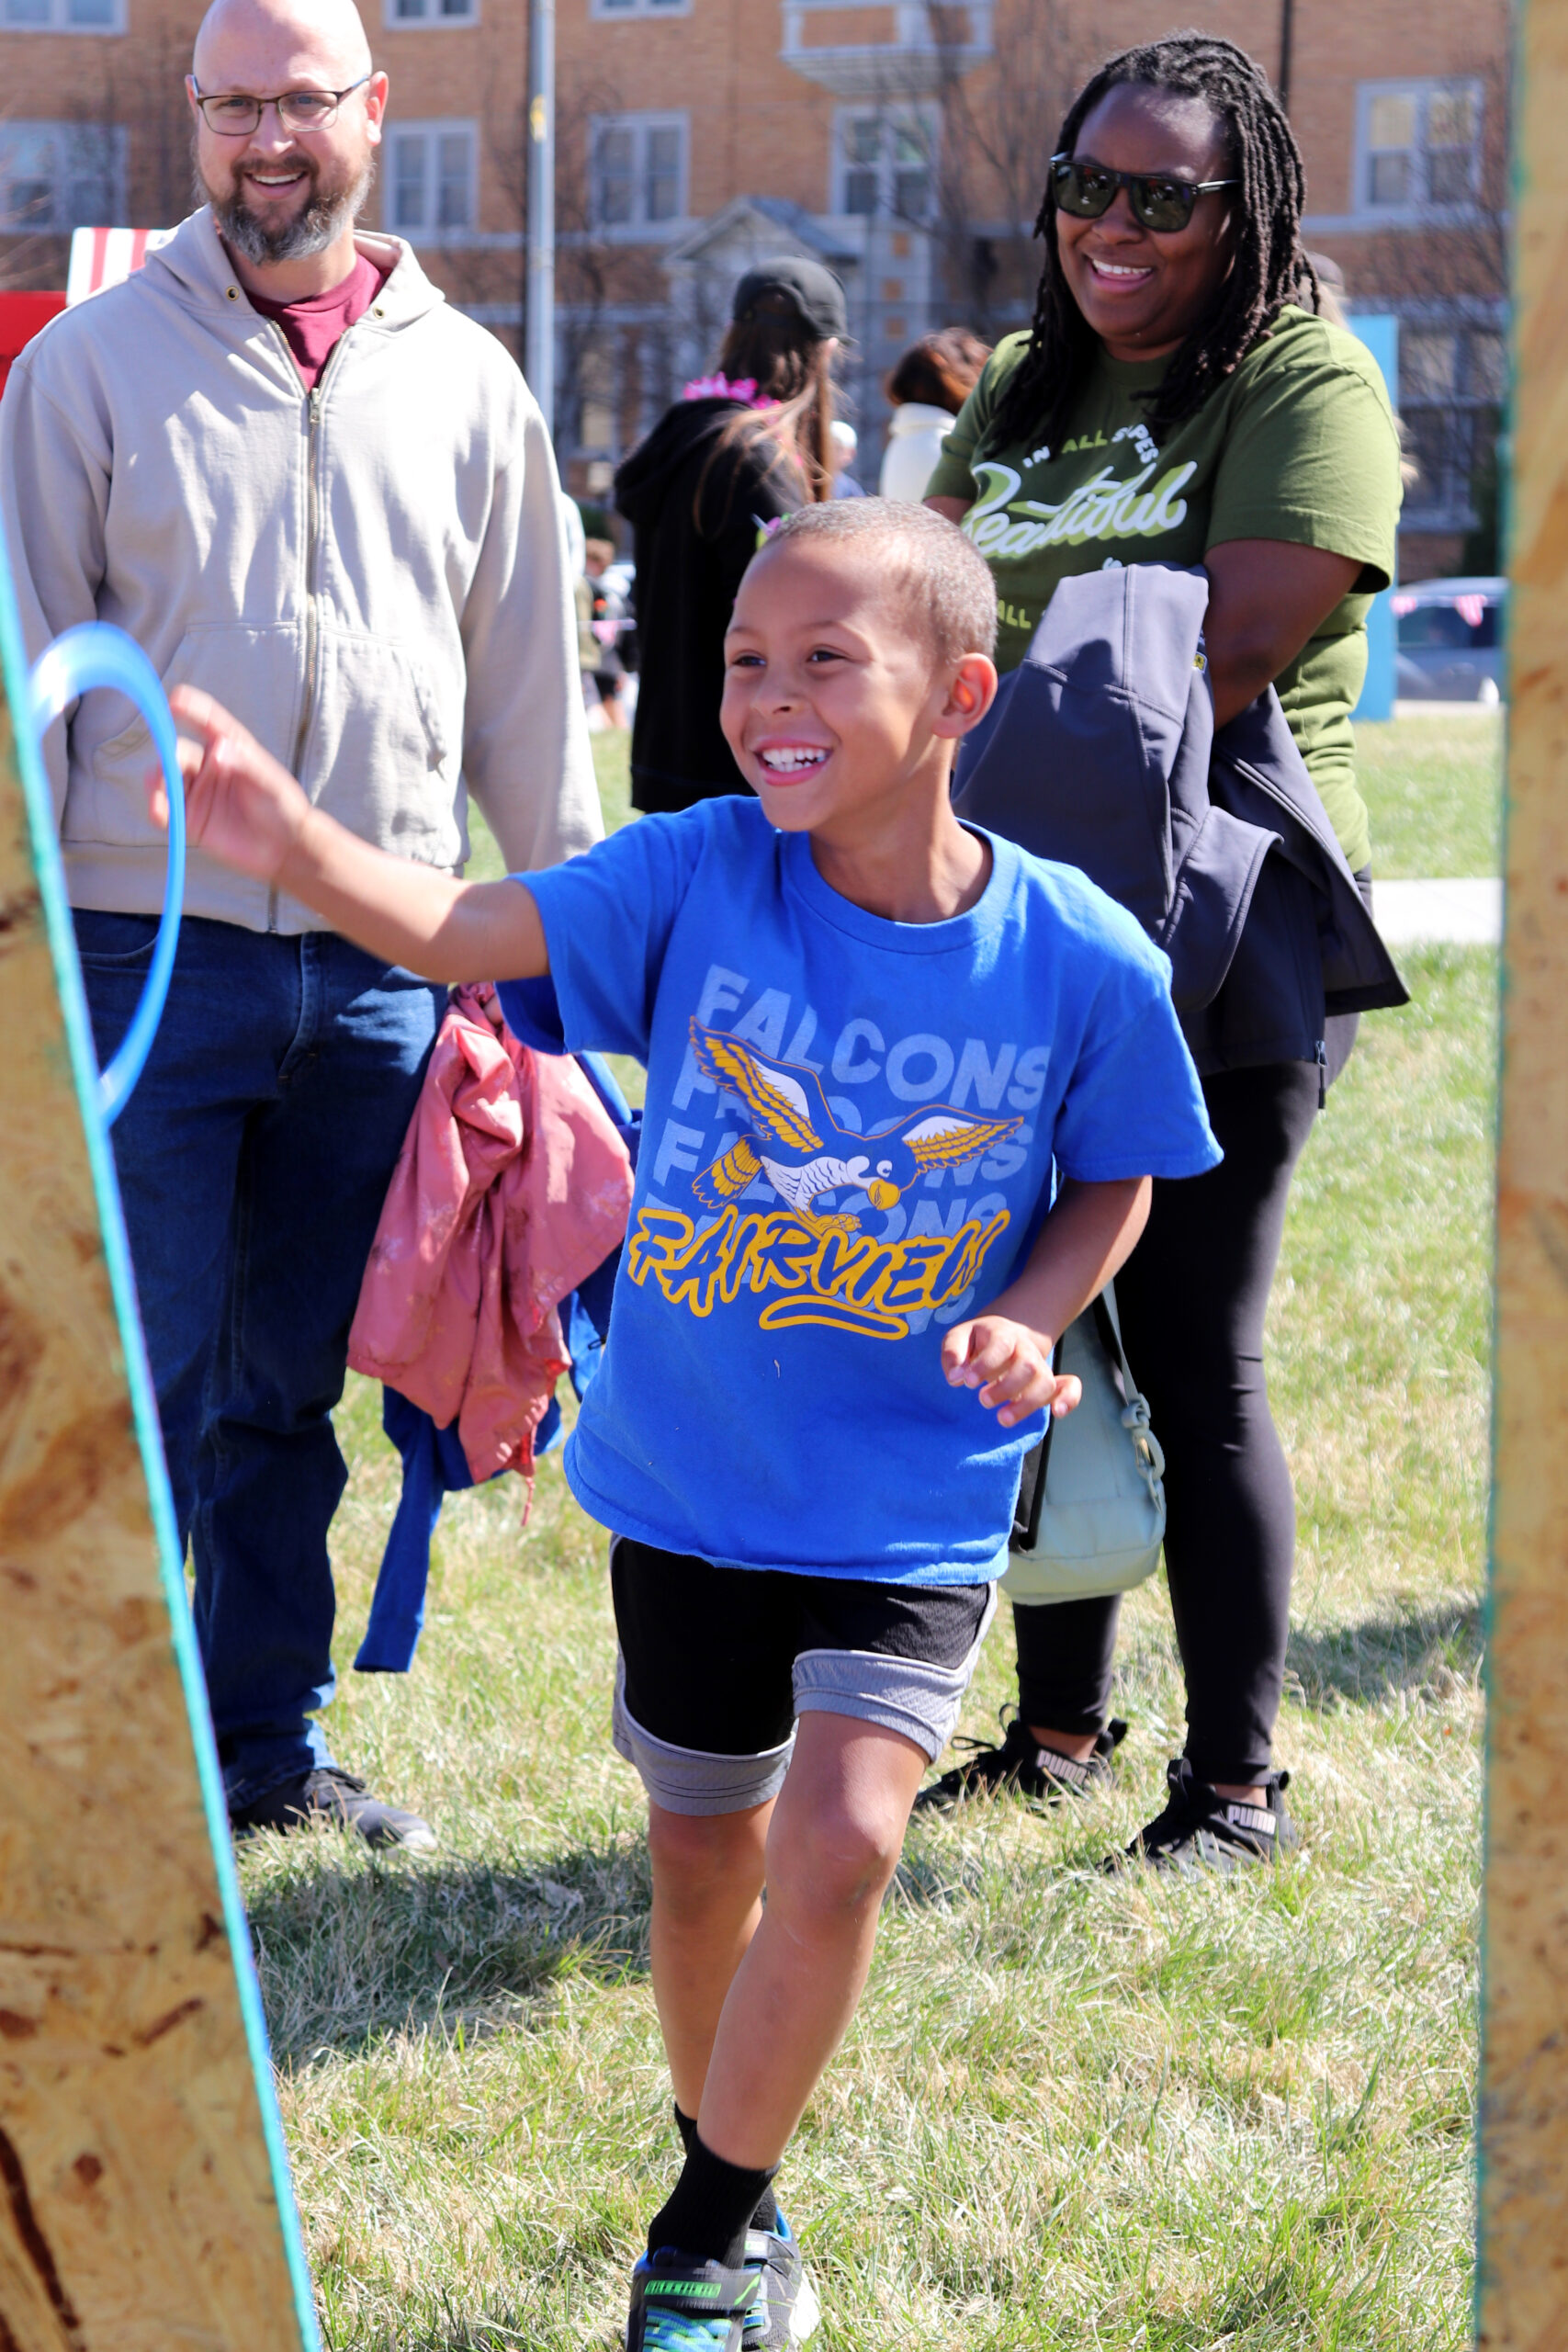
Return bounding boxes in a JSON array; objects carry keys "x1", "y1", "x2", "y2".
[
  {"x1": 189, "y1": 75, "x2": 371, "y2": 137},
  {"x1": 1049, "y1": 152, "x2": 1237, "y2": 233}
]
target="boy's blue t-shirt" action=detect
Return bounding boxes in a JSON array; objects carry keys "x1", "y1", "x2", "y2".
[{"x1": 501, "y1": 797, "x2": 1220, "y2": 1587}]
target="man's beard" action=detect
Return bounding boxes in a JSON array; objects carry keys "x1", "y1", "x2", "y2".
[{"x1": 196, "y1": 143, "x2": 375, "y2": 265}]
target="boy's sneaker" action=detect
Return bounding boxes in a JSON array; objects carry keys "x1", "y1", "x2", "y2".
[
  {"x1": 1112, "y1": 1758, "x2": 1297, "y2": 1874},
  {"x1": 625, "y1": 2248, "x2": 761, "y2": 2350},
  {"x1": 912, "y1": 1713, "x2": 1127, "y2": 1813},
  {"x1": 228, "y1": 1766, "x2": 437, "y2": 1854},
  {"x1": 742, "y1": 2214, "x2": 821, "y2": 2346}
]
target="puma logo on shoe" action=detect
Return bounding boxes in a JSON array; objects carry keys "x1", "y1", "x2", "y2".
[{"x1": 1222, "y1": 1803, "x2": 1277, "y2": 1837}]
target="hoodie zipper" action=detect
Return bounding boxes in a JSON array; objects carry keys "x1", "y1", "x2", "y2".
[{"x1": 265, "y1": 322, "x2": 355, "y2": 929}]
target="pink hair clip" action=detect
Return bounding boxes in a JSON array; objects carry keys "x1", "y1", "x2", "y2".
[
  {"x1": 682, "y1": 371, "x2": 757, "y2": 402},
  {"x1": 681, "y1": 373, "x2": 780, "y2": 410}
]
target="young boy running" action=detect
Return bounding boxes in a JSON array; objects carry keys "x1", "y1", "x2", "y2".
[{"x1": 157, "y1": 500, "x2": 1220, "y2": 2348}]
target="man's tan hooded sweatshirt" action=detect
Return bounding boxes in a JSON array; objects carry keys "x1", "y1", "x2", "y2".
[{"x1": 1, "y1": 209, "x2": 602, "y2": 933}]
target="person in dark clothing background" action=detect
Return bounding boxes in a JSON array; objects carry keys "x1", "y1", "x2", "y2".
[{"x1": 614, "y1": 255, "x2": 846, "y2": 815}]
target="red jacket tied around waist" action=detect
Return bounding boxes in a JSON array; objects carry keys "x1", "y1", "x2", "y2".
[{"x1": 348, "y1": 982, "x2": 634, "y2": 1493}]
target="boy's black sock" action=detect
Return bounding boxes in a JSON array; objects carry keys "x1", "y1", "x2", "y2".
[
  {"x1": 672, "y1": 2104, "x2": 779, "y2": 2234},
  {"x1": 649, "y1": 2130, "x2": 778, "y2": 2268}
]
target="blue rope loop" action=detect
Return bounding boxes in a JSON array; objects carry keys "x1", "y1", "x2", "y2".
[{"x1": 28, "y1": 623, "x2": 186, "y2": 1127}]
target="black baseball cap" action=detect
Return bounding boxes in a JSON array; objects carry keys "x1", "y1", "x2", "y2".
[{"x1": 731, "y1": 255, "x2": 849, "y2": 343}]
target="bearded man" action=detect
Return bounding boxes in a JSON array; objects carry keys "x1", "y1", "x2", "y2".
[{"x1": 0, "y1": 0, "x2": 600, "y2": 1852}]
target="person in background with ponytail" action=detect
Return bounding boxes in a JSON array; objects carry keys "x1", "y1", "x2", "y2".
[
  {"x1": 919, "y1": 34, "x2": 1402, "y2": 1871},
  {"x1": 615, "y1": 257, "x2": 845, "y2": 814}
]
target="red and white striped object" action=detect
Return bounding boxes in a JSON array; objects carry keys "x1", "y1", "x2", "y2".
[{"x1": 66, "y1": 226, "x2": 176, "y2": 307}]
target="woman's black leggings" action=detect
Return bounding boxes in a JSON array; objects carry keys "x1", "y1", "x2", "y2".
[{"x1": 1014, "y1": 1059, "x2": 1322, "y2": 1786}]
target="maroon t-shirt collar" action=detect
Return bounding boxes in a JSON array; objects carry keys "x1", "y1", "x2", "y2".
[{"x1": 244, "y1": 251, "x2": 391, "y2": 391}]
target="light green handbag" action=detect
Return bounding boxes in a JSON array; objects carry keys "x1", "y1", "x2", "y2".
[{"x1": 1002, "y1": 1280, "x2": 1167, "y2": 1605}]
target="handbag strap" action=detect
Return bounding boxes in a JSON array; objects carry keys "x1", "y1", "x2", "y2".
[
  {"x1": 1014, "y1": 1280, "x2": 1153, "y2": 1555},
  {"x1": 1017, "y1": 1332, "x2": 1062, "y2": 1555},
  {"x1": 1089, "y1": 1279, "x2": 1134, "y2": 1406},
  {"x1": 1094, "y1": 1278, "x2": 1166, "y2": 1491}
]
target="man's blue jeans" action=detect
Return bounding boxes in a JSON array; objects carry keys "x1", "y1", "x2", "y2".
[{"x1": 74, "y1": 910, "x2": 444, "y2": 1811}]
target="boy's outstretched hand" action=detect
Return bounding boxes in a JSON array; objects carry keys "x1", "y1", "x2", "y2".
[
  {"x1": 151, "y1": 687, "x2": 310, "y2": 884},
  {"x1": 941, "y1": 1316, "x2": 1081, "y2": 1430}
]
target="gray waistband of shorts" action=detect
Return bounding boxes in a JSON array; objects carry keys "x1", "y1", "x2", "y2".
[
  {"x1": 612, "y1": 1655, "x2": 795, "y2": 1816},
  {"x1": 792, "y1": 1583, "x2": 998, "y2": 1762}
]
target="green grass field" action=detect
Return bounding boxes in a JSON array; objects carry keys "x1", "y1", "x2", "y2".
[
  {"x1": 243, "y1": 736, "x2": 1494, "y2": 2349},
  {"x1": 1354, "y1": 712, "x2": 1502, "y2": 879}
]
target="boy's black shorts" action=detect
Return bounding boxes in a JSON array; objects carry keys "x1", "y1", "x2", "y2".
[{"x1": 610, "y1": 1536, "x2": 996, "y2": 1816}]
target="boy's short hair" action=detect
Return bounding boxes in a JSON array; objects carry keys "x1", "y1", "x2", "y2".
[{"x1": 765, "y1": 498, "x2": 998, "y2": 667}]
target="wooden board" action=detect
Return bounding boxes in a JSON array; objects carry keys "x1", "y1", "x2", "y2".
[
  {"x1": 1479, "y1": 3, "x2": 1568, "y2": 2340},
  {"x1": 0, "y1": 565, "x2": 317, "y2": 2342}
]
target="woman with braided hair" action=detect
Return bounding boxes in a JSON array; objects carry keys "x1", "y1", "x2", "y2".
[{"x1": 919, "y1": 33, "x2": 1403, "y2": 1868}]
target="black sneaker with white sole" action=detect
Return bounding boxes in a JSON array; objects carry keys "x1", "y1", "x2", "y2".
[
  {"x1": 1113, "y1": 1758, "x2": 1296, "y2": 1873},
  {"x1": 229, "y1": 1766, "x2": 437, "y2": 1854},
  {"x1": 913, "y1": 1713, "x2": 1127, "y2": 1813}
]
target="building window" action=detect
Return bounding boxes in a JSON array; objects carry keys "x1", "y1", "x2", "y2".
[
  {"x1": 387, "y1": 0, "x2": 476, "y2": 20},
  {"x1": 1399, "y1": 321, "x2": 1506, "y2": 530},
  {"x1": 1, "y1": 0, "x2": 121, "y2": 28},
  {"x1": 590, "y1": 112, "x2": 687, "y2": 230},
  {"x1": 1356, "y1": 80, "x2": 1483, "y2": 217},
  {"x1": 591, "y1": 0, "x2": 690, "y2": 15},
  {"x1": 386, "y1": 122, "x2": 476, "y2": 238},
  {"x1": 0, "y1": 123, "x2": 122, "y2": 230},
  {"x1": 835, "y1": 110, "x2": 936, "y2": 222}
]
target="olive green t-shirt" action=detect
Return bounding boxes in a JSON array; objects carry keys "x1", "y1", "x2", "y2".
[{"x1": 928, "y1": 307, "x2": 1402, "y2": 869}]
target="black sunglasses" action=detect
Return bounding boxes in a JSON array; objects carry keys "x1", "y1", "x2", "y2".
[{"x1": 1050, "y1": 152, "x2": 1237, "y2": 232}]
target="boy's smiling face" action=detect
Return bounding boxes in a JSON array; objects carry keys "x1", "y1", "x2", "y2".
[{"x1": 721, "y1": 539, "x2": 995, "y2": 841}]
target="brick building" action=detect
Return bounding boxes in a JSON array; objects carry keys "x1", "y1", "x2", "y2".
[{"x1": 0, "y1": 0, "x2": 1508, "y2": 574}]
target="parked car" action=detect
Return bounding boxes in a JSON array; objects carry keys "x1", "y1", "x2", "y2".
[{"x1": 1393, "y1": 575, "x2": 1506, "y2": 704}]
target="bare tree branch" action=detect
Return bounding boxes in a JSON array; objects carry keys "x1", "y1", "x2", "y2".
[{"x1": 928, "y1": 0, "x2": 1082, "y2": 334}]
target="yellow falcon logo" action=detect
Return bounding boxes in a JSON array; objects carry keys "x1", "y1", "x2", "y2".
[{"x1": 689, "y1": 1021, "x2": 1022, "y2": 1235}]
